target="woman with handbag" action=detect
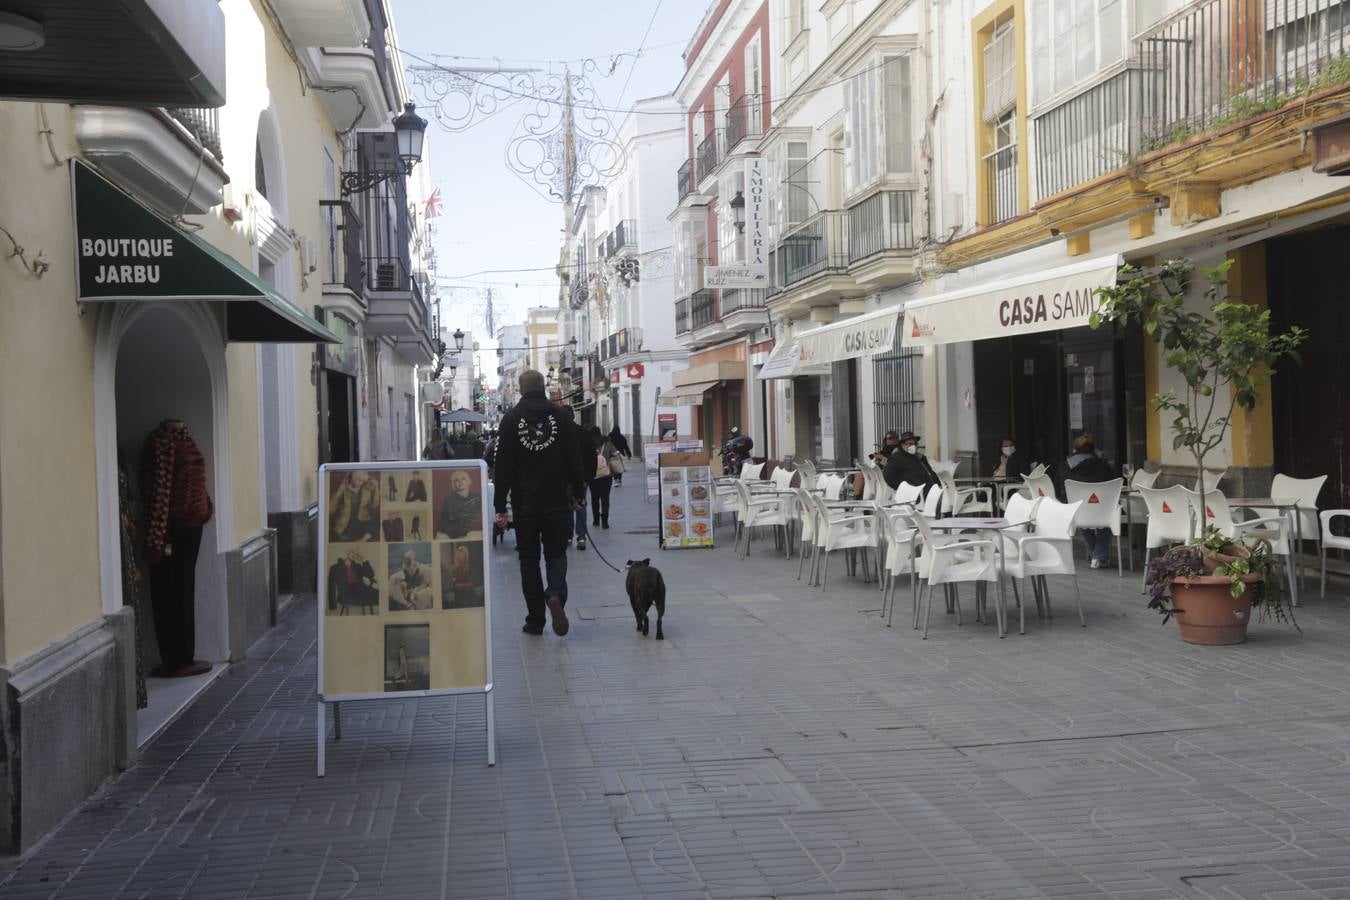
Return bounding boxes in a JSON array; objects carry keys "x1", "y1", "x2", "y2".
[
  {"x1": 608, "y1": 425, "x2": 631, "y2": 485},
  {"x1": 587, "y1": 426, "x2": 615, "y2": 529}
]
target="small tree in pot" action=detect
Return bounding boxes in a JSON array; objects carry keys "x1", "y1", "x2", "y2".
[{"x1": 1091, "y1": 259, "x2": 1305, "y2": 643}]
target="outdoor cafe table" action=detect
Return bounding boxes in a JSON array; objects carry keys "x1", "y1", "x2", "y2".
[
  {"x1": 1227, "y1": 497, "x2": 1305, "y2": 602},
  {"x1": 924, "y1": 516, "x2": 1014, "y2": 637}
]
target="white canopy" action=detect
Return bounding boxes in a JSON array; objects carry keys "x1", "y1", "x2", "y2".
[
  {"x1": 757, "y1": 340, "x2": 832, "y2": 380},
  {"x1": 795, "y1": 305, "x2": 902, "y2": 364},
  {"x1": 659, "y1": 382, "x2": 717, "y2": 406},
  {"x1": 901, "y1": 254, "x2": 1122, "y2": 347}
]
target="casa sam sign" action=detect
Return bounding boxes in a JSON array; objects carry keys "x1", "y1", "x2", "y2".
[{"x1": 71, "y1": 159, "x2": 256, "y2": 301}]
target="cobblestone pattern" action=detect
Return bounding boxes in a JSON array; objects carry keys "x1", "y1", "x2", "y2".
[{"x1": 3, "y1": 479, "x2": 1350, "y2": 898}]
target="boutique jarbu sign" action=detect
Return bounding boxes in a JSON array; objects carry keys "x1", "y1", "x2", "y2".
[{"x1": 81, "y1": 237, "x2": 176, "y2": 285}]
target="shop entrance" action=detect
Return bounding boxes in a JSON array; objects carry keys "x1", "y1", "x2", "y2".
[
  {"x1": 110, "y1": 304, "x2": 229, "y2": 743},
  {"x1": 1268, "y1": 225, "x2": 1350, "y2": 509},
  {"x1": 324, "y1": 370, "x2": 357, "y2": 462}
]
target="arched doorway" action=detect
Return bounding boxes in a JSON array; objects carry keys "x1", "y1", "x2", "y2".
[{"x1": 96, "y1": 301, "x2": 232, "y2": 740}]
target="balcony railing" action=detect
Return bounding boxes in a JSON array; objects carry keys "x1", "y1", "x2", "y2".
[
  {"x1": 166, "y1": 107, "x2": 222, "y2": 160},
  {"x1": 1139, "y1": 0, "x2": 1350, "y2": 149},
  {"x1": 983, "y1": 144, "x2": 1019, "y2": 225},
  {"x1": 847, "y1": 190, "x2": 916, "y2": 264},
  {"x1": 696, "y1": 133, "x2": 720, "y2": 184},
  {"x1": 613, "y1": 219, "x2": 637, "y2": 254},
  {"x1": 676, "y1": 297, "x2": 691, "y2": 334},
  {"x1": 721, "y1": 288, "x2": 768, "y2": 315},
  {"x1": 725, "y1": 94, "x2": 763, "y2": 150},
  {"x1": 690, "y1": 288, "x2": 718, "y2": 329},
  {"x1": 599, "y1": 326, "x2": 644, "y2": 361},
  {"x1": 320, "y1": 199, "x2": 363, "y2": 295},
  {"x1": 1033, "y1": 68, "x2": 1151, "y2": 200},
  {"x1": 776, "y1": 211, "x2": 849, "y2": 288},
  {"x1": 678, "y1": 158, "x2": 695, "y2": 200}
]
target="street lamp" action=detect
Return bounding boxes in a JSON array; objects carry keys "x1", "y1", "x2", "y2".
[
  {"x1": 729, "y1": 190, "x2": 746, "y2": 233},
  {"x1": 452, "y1": 328, "x2": 465, "y2": 352},
  {"x1": 340, "y1": 103, "x2": 428, "y2": 195}
]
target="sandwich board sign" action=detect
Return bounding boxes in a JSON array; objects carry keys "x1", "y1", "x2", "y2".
[{"x1": 317, "y1": 459, "x2": 495, "y2": 773}]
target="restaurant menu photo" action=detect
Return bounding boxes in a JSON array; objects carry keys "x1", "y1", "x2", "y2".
[{"x1": 657, "y1": 451, "x2": 714, "y2": 549}]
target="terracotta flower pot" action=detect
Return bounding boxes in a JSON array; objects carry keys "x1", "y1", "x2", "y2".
[
  {"x1": 1170, "y1": 573, "x2": 1261, "y2": 645},
  {"x1": 1199, "y1": 543, "x2": 1252, "y2": 575}
]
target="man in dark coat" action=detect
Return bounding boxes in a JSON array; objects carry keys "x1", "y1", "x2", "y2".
[
  {"x1": 882, "y1": 431, "x2": 940, "y2": 492},
  {"x1": 1058, "y1": 433, "x2": 1118, "y2": 568},
  {"x1": 550, "y1": 387, "x2": 597, "y2": 550},
  {"x1": 494, "y1": 371, "x2": 586, "y2": 636}
]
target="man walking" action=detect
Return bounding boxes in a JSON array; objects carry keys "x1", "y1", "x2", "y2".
[
  {"x1": 549, "y1": 386, "x2": 597, "y2": 551},
  {"x1": 494, "y1": 370, "x2": 585, "y2": 636}
]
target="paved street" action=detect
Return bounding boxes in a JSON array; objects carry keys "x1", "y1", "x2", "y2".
[{"x1": 4, "y1": 475, "x2": 1350, "y2": 898}]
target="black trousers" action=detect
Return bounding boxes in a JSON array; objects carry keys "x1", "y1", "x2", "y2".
[
  {"x1": 589, "y1": 476, "x2": 613, "y2": 525},
  {"x1": 148, "y1": 523, "x2": 203, "y2": 669},
  {"x1": 514, "y1": 508, "x2": 570, "y2": 628}
]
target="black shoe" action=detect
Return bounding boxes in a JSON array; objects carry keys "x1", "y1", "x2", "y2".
[
  {"x1": 545, "y1": 593, "x2": 569, "y2": 636},
  {"x1": 576, "y1": 538, "x2": 587, "y2": 551},
  {"x1": 602, "y1": 521, "x2": 609, "y2": 529},
  {"x1": 592, "y1": 520, "x2": 600, "y2": 527},
  {"x1": 521, "y1": 623, "x2": 544, "y2": 635}
]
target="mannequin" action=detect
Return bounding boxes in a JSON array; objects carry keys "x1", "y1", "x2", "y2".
[{"x1": 141, "y1": 419, "x2": 213, "y2": 677}]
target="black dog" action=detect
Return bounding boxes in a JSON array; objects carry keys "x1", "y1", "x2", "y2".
[{"x1": 625, "y1": 559, "x2": 666, "y2": 640}]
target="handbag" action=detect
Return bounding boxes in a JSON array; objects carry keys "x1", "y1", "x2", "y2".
[
  {"x1": 609, "y1": 453, "x2": 626, "y2": 475},
  {"x1": 595, "y1": 451, "x2": 611, "y2": 478}
]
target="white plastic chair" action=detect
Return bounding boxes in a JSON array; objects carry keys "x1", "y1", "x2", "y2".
[
  {"x1": 733, "y1": 481, "x2": 791, "y2": 559},
  {"x1": 740, "y1": 461, "x2": 765, "y2": 482},
  {"x1": 909, "y1": 514, "x2": 1002, "y2": 639},
  {"x1": 930, "y1": 459, "x2": 959, "y2": 478},
  {"x1": 1201, "y1": 468, "x2": 1227, "y2": 493},
  {"x1": 1024, "y1": 472, "x2": 1057, "y2": 501},
  {"x1": 1183, "y1": 488, "x2": 1297, "y2": 604},
  {"x1": 877, "y1": 508, "x2": 920, "y2": 627},
  {"x1": 1002, "y1": 498, "x2": 1086, "y2": 633},
  {"x1": 860, "y1": 463, "x2": 886, "y2": 501},
  {"x1": 808, "y1": 492, "x2": 877, "y2": 590},
  {"x1": 1137, "y1": 484, "x2": 1195, "y2": 589},
  {"x1": 938, "y1": 470, "x2": 993, "y2": 517},
  {"x1": 817, "y1": 473, "x2": 846, "y2": 500},
  {"x1": 1121, "y1": 468, "x2": 1160, "y2": 559},
  {"x1": 1320, "y1": 509, "x2": 1350, "y2": 598},
  {"x1": 920, "y1": 483, "x2": 944, "y2": 518},
  {"x1": 1027, "y1": 463, "x2": 1048, "y2": 478},
  {"x1": 793, "y1": 488, "x2": 821, "y2": 581},
  {"x1": 1261, "y1": 473, "x2": 1327, "y2": 556},
  {"x1": 892, "y1": 481, "x2": 925, "y2": 507},
  {"x1": 796, "y1": 459, "x2": 817, "y2": 485},
  {"x1": 1063, "y1": 479, "x2": 1125, "y2": 575},
  {"x1": 770, "y1": 466, "x2": 795, "y2": 493}
]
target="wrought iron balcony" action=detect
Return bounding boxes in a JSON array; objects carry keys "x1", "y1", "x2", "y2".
[
  {"x1": 982, "y1": 144, "x2": 1019, "y2": 225},
  {"x1": 320, "y1": 199, "x2": 364, "y2": 295},
  {"x1": 612, "y1": 219, "x2": 637, "y2": 254},
  {"x1": 678, "y1": 158, "x2": 695, "y2": 200},
  {"x1": 846, "y1": 190, "x2": 916, "y2": 264},
  {"x1": 724, "y1": 94, "x2": 763, "y2": 151},
  {"x1": 690, "y1": 288, "x2": 718, "y2": 330},
  {"x1": 696, "y1": 132, "x2": 720, "y2": 184},
  {"x1": 165, "y1": 107, "x2": 223, "y2": 161},
  {"x1": 1138, "y1": 0, "x2": 1350, "y2": 151},
  {"x1": 599, "y1": 326, "x2": 644, "y2": 361},
  {"x1": 720, "y1": 288, "x2": 768, "y2": 315},
  {"x1": 1033, "y1": 68, "x2": 1149, "y2": 200},
  {"x1": 776, "y1": 211, "x2": 849, "y2": 288}
]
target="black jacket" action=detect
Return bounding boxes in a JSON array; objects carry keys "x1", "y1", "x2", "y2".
[
  {"x1": 609, "y1": 426, "x2": 632, "y2": 458},
  {"x1": 1057, "y1": 452, "x2": 1117, "y2": 500},
  {"x1": 995, "y1": 449, "x2": 1031, "y2": 479},
  {"x1": 883, "y1": 451, "x2": 939, "y2": 491},
  {"x1": 493, "y1": 392, "x2": 585, "y2": 514}
]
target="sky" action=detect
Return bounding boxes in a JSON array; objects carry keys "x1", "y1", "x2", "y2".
[{"x1": 389, "y1": 0, "x2": 703, "y2": 369}]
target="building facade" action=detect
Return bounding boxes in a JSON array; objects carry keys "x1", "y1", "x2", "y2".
[{"x1": 0, "y1": 0, "x2": 432, "y2": 851}]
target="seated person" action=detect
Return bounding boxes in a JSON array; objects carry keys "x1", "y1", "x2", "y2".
[
  {"x1": 882, "y1": 431, "x2": 939, "y2": 492},
  {"x1": 1058, "y1": 433, "x2": 1118, "y2": 569},
  {"x1": 992, "y1": 436, "x2": 1030, "y2": 479}
]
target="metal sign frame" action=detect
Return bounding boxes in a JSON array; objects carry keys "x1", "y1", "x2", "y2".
[{"x1": 316, "y1": 459, "x2": 495, "y2": 775}]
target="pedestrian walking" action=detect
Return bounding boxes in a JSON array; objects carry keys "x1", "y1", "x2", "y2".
[
  {"x1": 494, "y1": 370, "x2": 586, "y2": 636},
  {"x1": 549, "y1": 387, "x2": 596, "y2": 551},
  {"x1": 608, "y1": 425, "x2": 631, "y2": 486},
  {"x1": 587, "y1": 425, "x2": 614, "y2": 529},
  {"x1": 423, "y1": 429, "x2": 451, "y2": 461}
]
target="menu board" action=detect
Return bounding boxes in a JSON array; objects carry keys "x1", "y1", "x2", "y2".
[
  {"x1": 658, "y1": 451, "x2": 714, "y2": 549},
  {"x1": 645, "y1": 441, "x2": 672, "y2": 500},
  {"x1": 318, "y1": 460, "x2": 492, "y2": 700}
]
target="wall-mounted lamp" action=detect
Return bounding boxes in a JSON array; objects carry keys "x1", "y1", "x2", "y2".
[
  {"x1": 340, "y1": 103, "x2": 428, "y2": 196},
  {"x1": 729, "y1": 190, "x2": 746, "y2": 233}
]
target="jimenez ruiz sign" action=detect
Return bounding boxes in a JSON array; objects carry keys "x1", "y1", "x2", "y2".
[
  {"x1": 902, "y1": 255, "x2": 1122, "y2": 348},
  {"x1": 703, "y1": 158, "x2": 769, "y2": 288}
]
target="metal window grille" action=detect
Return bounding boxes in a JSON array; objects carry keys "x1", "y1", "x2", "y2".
[{"x1": 872, "y1": 342, "x2": 924, "y2": 441}]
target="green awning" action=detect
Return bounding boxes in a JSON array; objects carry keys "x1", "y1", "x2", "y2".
[{"x1": 71, "y1": 159, "x2": 338, "y2": 344}]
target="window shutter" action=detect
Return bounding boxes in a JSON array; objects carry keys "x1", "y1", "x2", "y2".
[
  {"x1": 982, "y1": 23, "x2": 1017, "y2": 123},
  {"x1": 883, "y1": 56, "x2": 913, "y2": 174}
]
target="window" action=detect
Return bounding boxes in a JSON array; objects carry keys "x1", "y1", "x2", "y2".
[
  {"x1": 844, "y1": 54, "x2": 914, "y2": 194},
  {"x1": 744, "y1": 35, "x2": 763, "y2": 125},
  {"x1": 788, "y1": 0, "x2": 809, "y2": 38},
  {"x1": 983, "y1": 22, "x2": 1017, "y2": 123},
  {"x1": 1031, "y1": 0, "x2": 1126, "y2": 103},
  {"x1": 718, "y1": 169, "x2": 746, "y2": 262},
  {"x1": 673, "y1": 214, "x2": 707, "y2": 300},
  {"x1": 773, "y1": 140, "x2": 811, "y2": 237},
  {"x1": 873, "y1": 344, "x2": 924, "y2": 442}
]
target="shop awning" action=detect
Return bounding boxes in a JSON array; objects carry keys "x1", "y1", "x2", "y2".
[
  {"x1": 901, "y1": 254, "x2": 1122, "y2": 348},
  {"x1": 795, "y1": 305, "x2": 902, "y2": 364},
  {"x1": 756, "y1": 339, "x2": 832, "y2": 380},
  {"x1": 71, "y1": 160, "x2": 338, "y2": 344},
  {"x1": 660, "y1": 382, "x2": 718, "y2": 406}
]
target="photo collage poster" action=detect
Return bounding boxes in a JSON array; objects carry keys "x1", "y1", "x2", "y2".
[
  {"x1": 658, "y1": 451, "x2": 714, "y2": 549},
  {"x1": 320, "y1": 463, "x2": 489, "y2": 698}
]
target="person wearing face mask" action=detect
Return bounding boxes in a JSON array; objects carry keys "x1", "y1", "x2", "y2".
[
  {"x1": 882, "y1": 431, "x2": 939, "y2": 492},
  {"x1": 992, "y1": 436, "x2": 1029, "y2": 479}
]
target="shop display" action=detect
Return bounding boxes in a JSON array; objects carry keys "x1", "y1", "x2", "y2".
[{"x1": 657, "y1": 451, "x2": 714, "y2": 550}]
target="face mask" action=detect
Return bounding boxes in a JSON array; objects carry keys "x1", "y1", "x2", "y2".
[
  {"x1": 1002, "y1": 446, "x2": 1015, "y2": 457},
  {"x1": 904, "y1": 445, "x2": 918, "y2": 455}
]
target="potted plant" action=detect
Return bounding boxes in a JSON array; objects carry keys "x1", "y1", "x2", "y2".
[{"x1": 1092, "y1": 259, "x2": 1305, "y2": 644}]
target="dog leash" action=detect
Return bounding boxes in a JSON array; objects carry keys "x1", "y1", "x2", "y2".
[{"x1": 581, "y1": 528, "x2": 625, "y2": 575}]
